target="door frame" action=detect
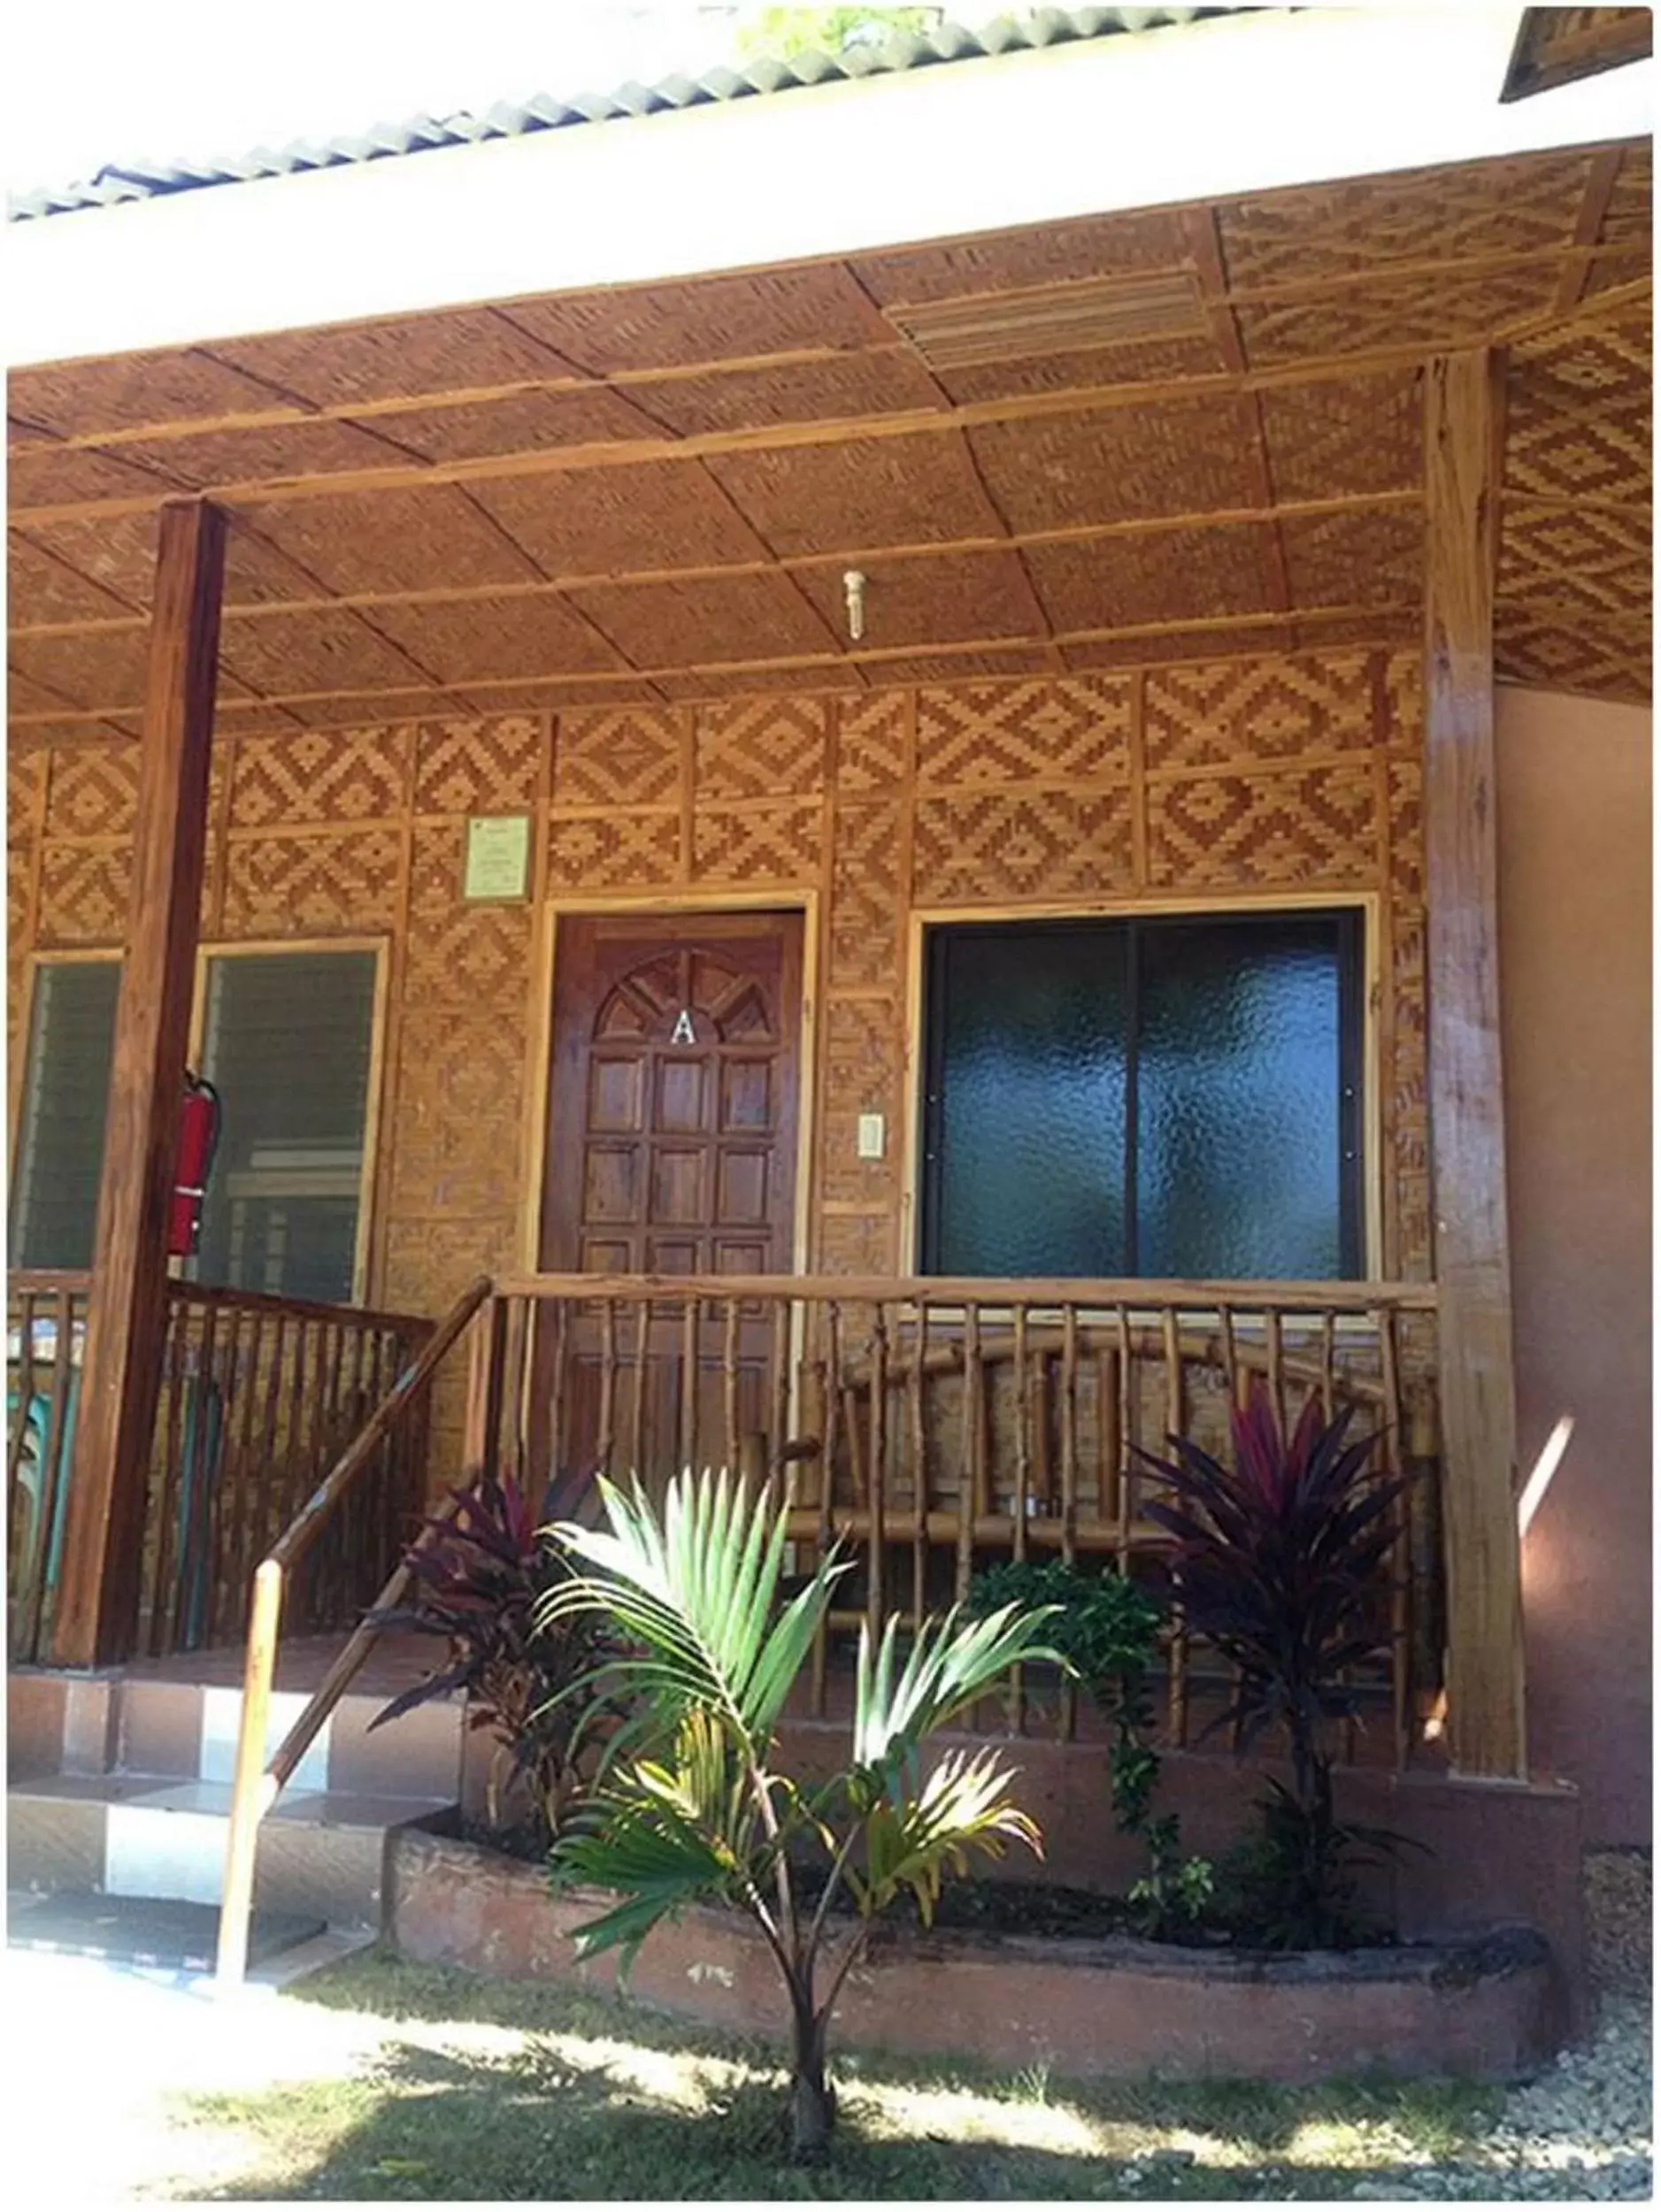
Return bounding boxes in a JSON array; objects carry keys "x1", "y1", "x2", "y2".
[{"x1": 521, "y1": 891, "x2": 821, "y2": 1279}]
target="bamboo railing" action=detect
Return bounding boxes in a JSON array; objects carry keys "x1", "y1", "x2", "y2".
[
  {"x1": 476, "y1": 1271, "x2": 1442, "y2": 1762},
  {"x1": 211, "y1": 1267, "x2": 1442, "y2": 1987},
  {"x1": 214, "y1": 1276, "x2": 491, "y2": 1987},
  {"x1": 140, "y1": 1283, "x2": 435, "y2": 1658},
  {"x1": 6, "y1": 1271, "x2": 92, "y2": 1663}
]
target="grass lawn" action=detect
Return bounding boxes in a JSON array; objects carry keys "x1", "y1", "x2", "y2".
[{"x1": 162, "y1": 1947, "x2": 1505, "y2": 2201}]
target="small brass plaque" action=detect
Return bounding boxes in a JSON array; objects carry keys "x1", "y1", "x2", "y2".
[{"x1": 463, "y1": 815, "x2": 530, "y2": 902}]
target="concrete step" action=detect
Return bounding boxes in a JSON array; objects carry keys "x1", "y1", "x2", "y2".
[
  {"x1": 10, "y1": 1666, "x2": 465, "y2": 1802},
  {"x1": 7, "y1": 1772, "x2": 455, "y2": 1928},
  {"x1": 7, "y1": 1889, "x2": 328, "y2": 1974}
]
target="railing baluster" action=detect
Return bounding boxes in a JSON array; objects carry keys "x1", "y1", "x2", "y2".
[
  {"x1": 12, "y1": 1295, "x2": 50, "y2": 1662},
  {"x1": 867, "y1": 1302, "x2": 888, "y2": 1644},
  {"x1": 7, "y1": 1291, "x2": 40, "y2": 1648},
  {"x1": 550, "y1": 1298, "x2": 573, "y2": 1492},
  {"x1": 1162, "y1": 1304, "x2": 1188, "y2": 1749},
  {"x1": 721, "y1": 1297, "x2": 740, "y2": 1479},
  {"x1": 1319, "y1": 1308, "x2": 1338, "y2": 1421},
  {"x1": 35, "y1": 1289, "x2": 77, "y2": 1662},
  {"x1": 628, "y1": 1295, "x2": 650, "y2": 1485},
  {"x1": 1115, "y1": 1303, "x2": 1134, "y2": 1565},
  {"x1": 1059, "y1": 1304, "x2": 1080, "y2": 1740},
  {"x1": 1220, "y1": 1304, "x2": 1242, "y2": 1408},
  {"x1": 680, "y1": 1294, "x2": 699, "y2": 1478},
  {"x1": 1265, "y1": 1304, "x2": 1285, "y2": 1432},
  {"x1": 154, "y1": 1305, "x2": 189, "y2": 1655},
  {"x1": 772, "y1": 1298, "x2": 792, "y2": 1499},
  {"x1": 1012, "y1": 1304, "x2": 1031, "y2": 1556},
  {"x1": 956, "y1": 1302, "x2": 981, "y2": 1603},
  {"x1": 227, "y1": 1307, "x2": 265, "y2": 1636},
  {"x1": 597, "y1": 1299, "x2": 619, "y2": 1483},
  {"x1": 207, "y1": 1302, "x2": 241, "y2": 1646},
  {"x1": 811, "y1": 1302, "x2": 843, "y2": 1717},
  {"x1": 910, "y1": 1298, "x2": 929, "y2": 1630}
]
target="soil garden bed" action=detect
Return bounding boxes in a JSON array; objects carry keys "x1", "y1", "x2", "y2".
[{"x1": 388, "y1": 1823, "x2": 1567, "y2": 2087}]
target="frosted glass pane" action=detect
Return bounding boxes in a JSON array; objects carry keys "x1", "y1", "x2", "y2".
[
  {"x1": 928, "y1": 927, "x2": 1127, "y2": 1275},
  {"x1": 1134, "y1": 918, "x2": 1347, "y2": 1279}
]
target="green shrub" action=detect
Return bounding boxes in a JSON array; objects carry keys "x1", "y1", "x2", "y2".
[{"x1": 968, "y1": 1558, "x2": 1212, "y2": 1938}]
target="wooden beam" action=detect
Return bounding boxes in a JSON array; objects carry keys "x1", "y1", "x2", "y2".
[
  {"x1": 50, "y1": 498, "x2": 226, "y2": 1667},
  {"x1": 1422, "y1": 349, "x2": 1526, "y2": 1779}
]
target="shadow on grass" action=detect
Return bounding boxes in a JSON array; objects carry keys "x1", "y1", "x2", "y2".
[
  {"x1": 174, "y1": 2032, "x2": 1484, "y2": 2202},
  {"x1": 157, "y1": 1949, "x2": 1519, "y2": 2201}
]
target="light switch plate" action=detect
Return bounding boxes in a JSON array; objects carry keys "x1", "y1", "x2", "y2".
[{"x1": 857, "y1": 1112, "x2": 885, "y2": 1160}]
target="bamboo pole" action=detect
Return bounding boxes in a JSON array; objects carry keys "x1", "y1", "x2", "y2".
[
  {"x1": 1163, "y1": 1306, "x2": 1188, "y2": 1747},
  {"x1": 867, "y1": 1303, "x2": 888, "y2": 1641},
  {"x1": 628, "y1": 1298, "x2": 650, "y2": 1481},
  {"x1": 597, "y1": 1299, "x2": 618, "y2": 1482},
  {"x1": 722, "y1": 1297, "x2": 740, "y2": 1477},
  {"x1": 213, "y1": 1557, "x2": 282, "y2": 1988},
  {"x1": 909, "y1": 1299, "x2": 928, "y2": 1631},
  {"x1": 811, "y1": 1304, "x2": 842, "y2": 1716}
]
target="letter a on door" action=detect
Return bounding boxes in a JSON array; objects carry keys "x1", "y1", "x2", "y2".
[{"x1": 671, "y1": 1009, "x2": 696, "y2": 1046}]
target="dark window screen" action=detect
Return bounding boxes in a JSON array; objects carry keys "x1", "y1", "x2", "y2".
[
  {"x1": 194, "y1": 950, "x2": 377, "y2": 1304},
  {"x1": 10, "y1": 959, "x2": 121, "y2": 1270},
  {"x1": 922, "y1": 912, "x2": 1362, "y2": 1280}
]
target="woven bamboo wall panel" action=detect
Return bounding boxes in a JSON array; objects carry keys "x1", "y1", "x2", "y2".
[
  {"x1": 835, "y1": 694, "x2": 909, "y2": 792},
  {"x1": 821, "y1": 996, "x2": 903, "y2": 1212},
  {"x1": 412, "y1": 717, "x2": 542, "y2": 815},
  {"x1": 690, "y1": 801, "x2": 823, "y2": 887},
  {"x1": 552, "y1": 707, "x2": 682, "y2": 809},
  {"x1": 1504, "y1": 299, "x2": 1651, "y2": 504},
  {"x1": 1142, "y1": 650, "x2": 1374, "y2": 770},
  {"x1": 828, "y1": 801, "x2": 904, "y2": 990},
  {"x1": 219, "y1": 831, "x2": 404, "y2": 937},
  {"x1": 914, "y1": 787, "x2": 1136, "y2": 902},
  {"x1": 914, "y1": 677, "x2": 1131, "y2": 786},
  {"x1": 1146, "y1": 760, "x2": 1379, "y2": 890},
  {"x1": 228, "y1": 727, "x2": 412, "y2": 829},
  {"x1": 695, "y1": 696, "x2": 828, "y2": 799},
  {"x1": 42, "y1": 747, "x2": 141, "y2": 840},
  {"x1": 35, "y1": 841, "x2": 134, "y2": 946},
  {"x1": 547, "y1": 809, "x2": 681, "y2": 891},
  {"x1": 9, "y1": 649, "x2": 1436, "y2": 1396},
  {"x1": 387, "y1": 1005, "x2": 530, "y2": 1220}
]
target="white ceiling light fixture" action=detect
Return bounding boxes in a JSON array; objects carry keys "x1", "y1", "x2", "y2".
[{"x1": 843, "y1": 569, "x2": 867, "y2": 643}]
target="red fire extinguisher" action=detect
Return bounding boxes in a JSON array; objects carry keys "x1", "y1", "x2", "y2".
[{"x1": 167, "y1": 1073, "x2": 222, "y2": 1259}]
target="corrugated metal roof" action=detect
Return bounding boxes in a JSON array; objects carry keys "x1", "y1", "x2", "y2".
[{"x1": 8, "y1": 8, "x2": 1226, "y2": 223}]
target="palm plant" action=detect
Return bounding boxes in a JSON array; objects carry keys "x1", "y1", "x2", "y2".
[{"x1": 540, "y1": 1470, "x2": 1062, "y2": 2161}]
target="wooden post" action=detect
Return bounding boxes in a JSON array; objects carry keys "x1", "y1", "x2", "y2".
[
  {"x1": 52, "y1": 500, "x2": 226, "y2": 1668},
  {"x1": 1423, "y1": 350, "x2": 1526, "y2": 1779}
]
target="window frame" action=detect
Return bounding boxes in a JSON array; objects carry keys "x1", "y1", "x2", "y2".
[
  {"x1": 902, "y1": 894, "x2": 1384, "y2": 1285},
  {"x1": 10, "y1": 936, "x2": 390, "y2": 1304}
]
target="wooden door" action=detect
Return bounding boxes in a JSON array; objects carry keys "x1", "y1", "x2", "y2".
[{"x1": 538, "y1": 911, "x2": 804, "y2": 1496}]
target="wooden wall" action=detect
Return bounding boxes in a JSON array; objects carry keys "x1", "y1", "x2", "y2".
[{"x1": 7, "y1": 642, "x2": 1428, "y2": 1471}]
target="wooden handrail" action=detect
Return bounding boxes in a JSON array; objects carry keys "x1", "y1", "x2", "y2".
[
  {"x1": 494, "y1": 1271, "x2": 1440, "y2": 1310},
  {"x1": 214, "y1": 1274, "x2": 490, "y2": 1988},
  {"x1": 166, "y1": 1279, "x2": 434, "y2": 1334}
]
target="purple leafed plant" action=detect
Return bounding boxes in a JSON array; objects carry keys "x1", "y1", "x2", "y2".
[
  {"x1": 367, "y1": 1471, "x2": 614, "y2": 1842},
  {"x1": 1138, "y1": 1383, "x2": 1413, "y2": 1947}
]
